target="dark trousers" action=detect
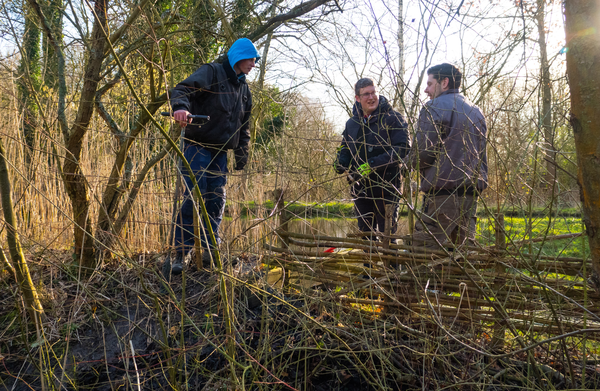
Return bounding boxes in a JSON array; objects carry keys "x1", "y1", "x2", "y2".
[
  {"x1": 412, "y1": 193, "x2": 477, "y2": 249},
  {"x1": 354, "y1": 196, "x2": 398, "y2": 235},
  {"x1": 173, "y1": 143, "x2": 227, "y2": 255}
]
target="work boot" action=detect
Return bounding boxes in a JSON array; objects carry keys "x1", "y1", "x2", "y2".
[
  {"x1": 169, "y1": 252, "x2": 185, "y2": 275},
  {"x1": 202, "y1": 250, "x2": 214, "y2": 268},
  {"x1": 202, "y1": 249, "x2": 228, "y2": 268}
]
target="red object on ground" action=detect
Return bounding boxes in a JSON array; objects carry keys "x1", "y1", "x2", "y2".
[{"x1": 324, "y1": 247, "x2": 336, "y2": 253}]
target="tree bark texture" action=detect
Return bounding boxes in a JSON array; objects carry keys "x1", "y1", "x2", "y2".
[
  {"x1": 537, "y1": 0, "x2": 555, "y2": 188},
  {"x1": 62, "y1": 0, "x2": 108, "y2": 269},
  {"x1": 18, "y1": 3, "x2": 41, "y2": 173},
  {"x1": 0, "y1": 138, "x2": 45, "y2": 324},
  {"x1": 564, "y1": 1, "x2": 600, "y2": 285},
  {"x1": 42, "y1": 0, "x2": 63, "y2": 89}
]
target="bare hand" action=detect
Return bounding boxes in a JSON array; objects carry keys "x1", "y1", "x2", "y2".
[{"x1": 173, "y1": 110, "x2": 191, "y2": 128}]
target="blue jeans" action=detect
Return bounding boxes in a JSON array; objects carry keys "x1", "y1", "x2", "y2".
[{"x1": 173, "y1": 143, "x2": 228, "y2": 254}]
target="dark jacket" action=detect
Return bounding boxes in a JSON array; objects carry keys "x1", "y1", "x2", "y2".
[
  {"x1": 170, "y1": 60, "x2": 251, "y2": 167},
  {"x1": 335, "y1": 96, "x2": 409, "y2": 197},
  {"x1": 404, "y1": 89, "x2": 487, "y2": 194}
]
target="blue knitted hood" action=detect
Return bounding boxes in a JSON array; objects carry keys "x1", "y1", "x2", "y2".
[{"x1": 228, "y1": 38, "x2": 261, "y2": 70}]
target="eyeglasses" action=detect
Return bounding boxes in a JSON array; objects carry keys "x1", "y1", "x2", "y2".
[{"x1": 359, "y1": 92, "x2": 377, "y2": 98}]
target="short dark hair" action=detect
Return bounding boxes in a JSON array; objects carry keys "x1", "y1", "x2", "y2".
[
  {"x1": 427, "y1": 63, "x2": 462, "y2": 89},
  {"x1": 355, "y1": 78, "x2": 375, "y2": 97}
]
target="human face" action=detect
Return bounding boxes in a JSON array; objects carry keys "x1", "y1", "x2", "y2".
[
  {"x1": 234, "y1": 58, "x2": 256, "y2": 75},
  {"x1": 424, "y1": 74, "x2": 449, "y2": 100},
  {"x1": 355, "y1": 85, "x2": 379, "y2": 116}
]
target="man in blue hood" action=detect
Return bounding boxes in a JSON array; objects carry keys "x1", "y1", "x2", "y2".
[
  {"x1": 165, "y1": 38, "x2": 260, "y2": 274},
  {"x1": 334, "y1": 78, "x2": 409, "y2": 240}
]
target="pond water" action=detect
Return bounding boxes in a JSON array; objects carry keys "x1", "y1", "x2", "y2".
[
  {"x1": 286, "y1": 218, "x2": 356, "y2": 237},
  {"x1": 287, "y1": 217, "x2": 410, "y2": 237},
  {"x1": 221, "y1": 216, "x2": 409, "y2": 252}
]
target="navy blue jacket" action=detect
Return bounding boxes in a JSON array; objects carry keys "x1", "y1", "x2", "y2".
[
  {"x1": 336, "y1": 96, "x2": 408, "y2": 171},
  {"x1": 170, "y1": 59, "x2": 251, "y2": 167}
]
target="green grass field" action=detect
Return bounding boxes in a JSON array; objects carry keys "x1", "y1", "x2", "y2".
[{"x1": 477, "y1": 216, "x2": 588, "y2": 258}]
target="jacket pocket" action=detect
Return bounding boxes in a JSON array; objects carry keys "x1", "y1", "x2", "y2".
[{"x1": 215, "y1": 82, "x2": 235, "y2": 114}]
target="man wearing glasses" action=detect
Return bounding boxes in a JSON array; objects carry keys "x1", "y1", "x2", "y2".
[{"x1": 334, "y1": 78, "x2": 409, "y2": 239}]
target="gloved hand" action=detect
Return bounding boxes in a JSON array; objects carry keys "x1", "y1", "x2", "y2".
[
  {"x1": 357, "y1": 162, "x2": 372, "y2": 177},
  {"x1": 234, "y1": 148, "x2": 248, "y2": 170},
  {"x1": 333, "y1": 161, "x2": 346, "y2": 174}
]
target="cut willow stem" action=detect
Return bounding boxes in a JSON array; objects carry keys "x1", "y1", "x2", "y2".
[{"x1": 0, "y1": 243, "x2": 16, "y2": 279}]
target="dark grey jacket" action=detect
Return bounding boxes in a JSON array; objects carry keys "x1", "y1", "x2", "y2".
[
  {"x1": 405, "y1": 89, "x2": 487, "y2": 194},
  {"x1": 170, "y1": 60, "x2": 251, "y2": 167}
]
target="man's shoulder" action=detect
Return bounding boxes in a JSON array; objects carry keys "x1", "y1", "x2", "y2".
[
  {"x1": 343, "y1": 114, "x2": 361, "y2": 132},
  {"x1": 381, "y1": 108, "x2": 406, "y2": 125},
  {"x1": 345, "y1": 115, "x2": 359, "y2": 126},
  {"x1": 429, "y1": 91, "x2": 457, "y2": 105},
  {"x1": 203, "y1": 62, "x2": 226, "y2": 78},
  {"x1": 419, "y1": 99, "x2": 444, "y2": 117},
  {"x1": 383, "y1": 106, "x2": 404, "y2": 117},
  {"x1": 187, "y1": 62, "x2": 222, "y2": 80},
  {"x1": 422, "y1": 92, "x2": 466, "y2": 115}
]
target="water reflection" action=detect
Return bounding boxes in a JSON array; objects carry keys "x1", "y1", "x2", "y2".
[
  {"x1": 221, "y1": 216, "x2": 409, "y2": 252},
  {"x1": 286, "y1": 218, "x2": 356, "y2": 237},
  {"x1": 288, "y1": 217, "x2": 410, "y2": 237}
]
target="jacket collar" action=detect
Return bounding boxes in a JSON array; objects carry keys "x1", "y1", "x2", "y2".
[
  {"x1": 436, "y1": 89, "x2": 459, "y2": 98},
  {"x1": 352, "y1": 95, "x2": 392, "y2": 119},
  {"x1": 223, "y1": 58, "x2": 243, "y2": 85}
]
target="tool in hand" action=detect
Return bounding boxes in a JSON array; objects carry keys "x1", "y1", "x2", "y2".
[{"x1": 161, "y1": 112, "x2": 210, "y2": 121}]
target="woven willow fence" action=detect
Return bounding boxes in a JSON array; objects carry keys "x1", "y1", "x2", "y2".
[{"x1": 262, "y1": 205, "x2": 597, "y2": 347}]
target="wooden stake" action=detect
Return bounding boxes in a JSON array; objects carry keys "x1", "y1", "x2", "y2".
[
  {"x1": 274, "y1": 188, "x2": 288, "y2": 246},
  {"x1": 491, "y1": 213, "x2": 506, "y2": 351}
]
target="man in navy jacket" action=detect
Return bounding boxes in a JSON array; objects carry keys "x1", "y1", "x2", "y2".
[
  {"x1": 334, "y1": 78, "x2": 409, "y2": 237},
  {"x1": 165, "y1": 38, "x2": 260, "y2": 274}
]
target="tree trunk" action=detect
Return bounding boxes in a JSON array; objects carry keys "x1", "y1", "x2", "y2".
[
  {"x1": 62, "y1": 0, "x2": 108, "y2": 270},
  {"x1": 564, "y1": 0, "x2": 600, "y2": 287},
  {"x1": 18, "y1": 4, "x2": 41, "y2": 174},
  {"x1": 0, "y1": 138, "x2": 45, "y2": 325},
  {"x1": 96, "y1": 93, "x2": 169, "y2": 252},
  {"x1": 42, "y1": 0, "x2": 63, "y2": 89},
  {"x1": 536, "y1": 0, "x2": 555, "y2": 189}
]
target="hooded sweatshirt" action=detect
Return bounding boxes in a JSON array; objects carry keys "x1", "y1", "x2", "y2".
[{"x1": 228, "y1": 38, "x2": 261, "y2": 77}]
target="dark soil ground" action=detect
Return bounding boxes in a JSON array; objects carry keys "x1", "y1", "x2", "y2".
[
  {"x1": 2, "y1": 250, "x2": 600, "y2": 390},
  {"x1": 1, "y1": 252, "x2": 374, "y2": 390}
]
